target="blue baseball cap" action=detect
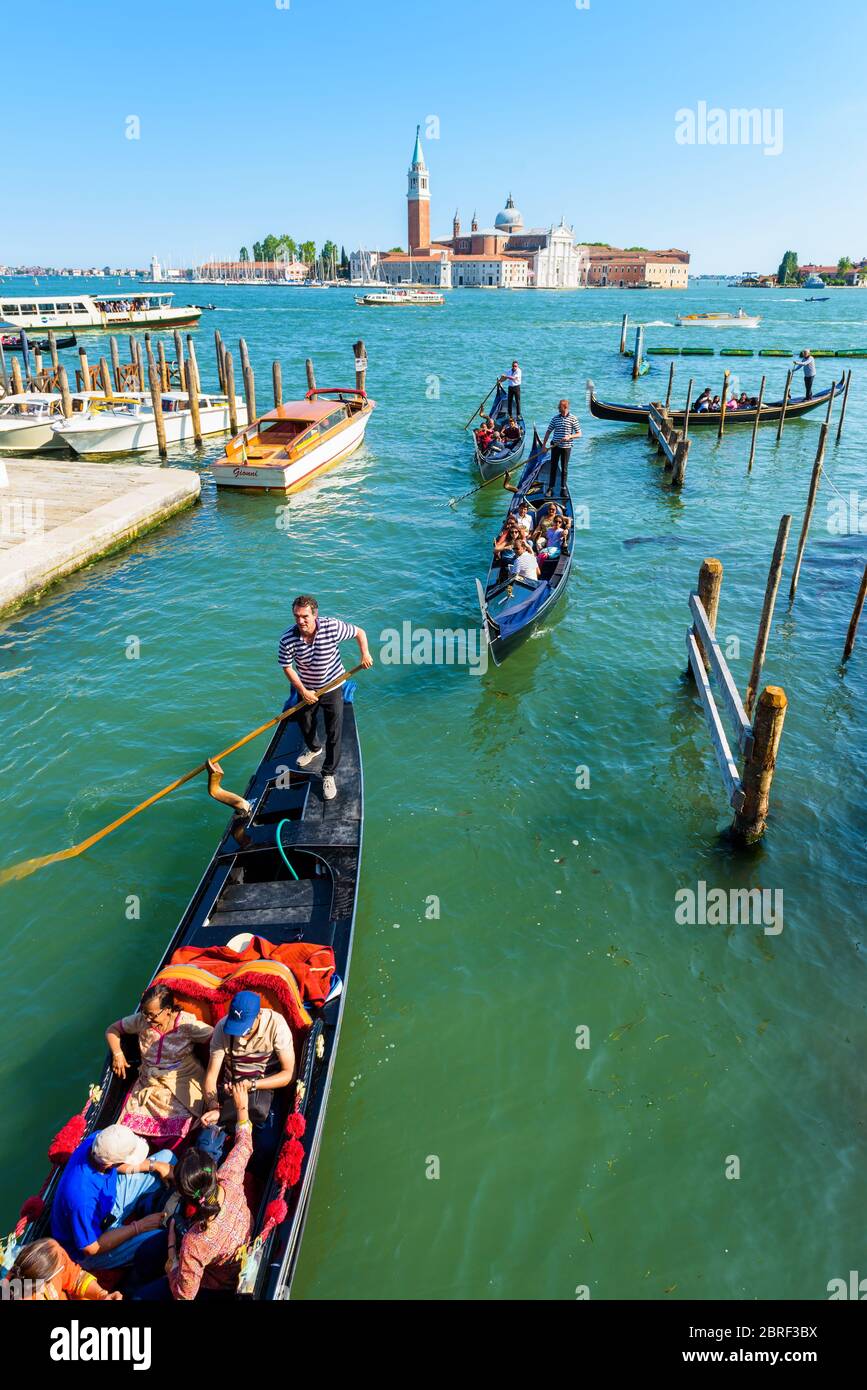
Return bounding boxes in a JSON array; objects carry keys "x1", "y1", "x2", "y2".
[{"x1": 223, "y1": 990, "x2": 261, "y2": 1037}]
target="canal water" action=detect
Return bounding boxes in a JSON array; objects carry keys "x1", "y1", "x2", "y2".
[{"x1": 0, "y1": 282, "x2": 864, "y2": 1300}]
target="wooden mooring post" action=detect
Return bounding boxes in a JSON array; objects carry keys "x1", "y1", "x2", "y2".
[
  {"x1": 683, "y1": 558, "x2": 787, "y2": 843},
  {"x1": 11, "y1": 357, "x2": 24, "y2": 395},
  {"x1": 157, "y1": 341, "x2": 169, "y2": 392},
  {"x1": 272, "y1": 360, "x2": 283, "y2": 408},
  {"x1": 647, "y1": 402, "x2": 690, "y2": 490},
  {"x1": 744, "y1": 514, "x2": 791, "y2": 716},
  {"x1": 134, "y1": 339, "x2": 144, "y2": 391},
  {"x1": 775, "y1": 369, "x2": 792, "y2": 442},
  {"x1": 78, "y1": 347, "x2": 91, "y2": 392},
  {"x1": 47, "y1": 330, "x2": 59, "y2": 371},
  {"x1": 305, "y1": 358, "x2": 316, "y2": 393},
  {"x1": 224, "y1": 352, "x2": 239, "y2": 435},
  {"x1": 214, "y1": 330, "x2": 225, "y2": 391},
  {"x1": 717, "y1": 368, "x2": 730, "y2": 439},
  {"x1": 173, "y1": 330, "x2": 187, "y2": 392},
  {"x1": 682, "y1": 378, "x2": 694, "y2": 440},
  {"x1": 842, "y1": 562, "x2": 867, "y2": 663},
  {"x1": 58, "y1": 364, "x2": 73, "y2": 416},
  {"x1": 186, "y1": 335, "x2": 203, "y2": 444},
  {"x1": 835, "y1": 370, "x2": 852, "y2": 445},
  {"x1": 664, "y1": 360, "x2": 675, "y2": 411},
  {"x1": 747, "y1": 375, "x2": 766, "y2": 473},
  {"x1": 109, "y1": 335, "x2": 121, "y2": 390},
  {"x1": 145, "y1": 356, "x2": 168, "y2": 458},
  {"x1": 98, "y1": 357, "x2": 113, "y2": 399},
  {"x1": 619, "y1": 313, "x2": 629, "y2": 354},
  {"x1": 353, "y1": 339, "x2": 367, "y2": 393},
  {"x1": 632, "y1": 325, "x2": 644, "y2": 380},
  {"x1": 788, "y1": 422, "x2": 828, "y2": 602},
  {"x1": 238, "y1": 339, "x2": 256, "y2": 423}
]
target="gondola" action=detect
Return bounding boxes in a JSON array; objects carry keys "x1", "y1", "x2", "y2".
[
  {"x1": 8, "y1": 681, "x2": 363, "y2": 1300},
  {"x1": 474, "y1": 381, "x2": 525, "y2": 482},
  {"x1": 0, "y1": 332, "x2": 77, "y2": 352},
  {"x1": 475, "y1": 428, "x2": 573, "y2": 666},
  {"x1": 586, "y1": 373, "x2": 845, "y2": 427}
]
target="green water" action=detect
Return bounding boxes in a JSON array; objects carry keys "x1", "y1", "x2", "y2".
[{"x1": 1, "y1": 282, "x2": 864, "y2": 1300}]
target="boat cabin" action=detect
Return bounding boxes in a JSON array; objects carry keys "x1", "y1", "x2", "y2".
[{"x1": 227, "y1": 400, "x2": 354, "y2": 465}]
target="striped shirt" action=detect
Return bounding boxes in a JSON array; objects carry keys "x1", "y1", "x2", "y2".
[
  {"x1": 277, "y1": 616, "x2": 358, "y2": 687},
  {"x1": 547, "y1": 412, "x2": 581, "y2": 446}
]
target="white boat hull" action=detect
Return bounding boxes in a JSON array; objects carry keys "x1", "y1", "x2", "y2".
[
  {"x1": 0, "y1": 419, "x2": 65, "y2": 451},
  {"x1": 55, "y1": 401, "x2": 248, "y2": 456},
  {"x1": 676, "y1": 316, "x2": 761, "y2": 328},
  {"x1": 212, "y1": 411, "x2": 370, "y2": 490}
]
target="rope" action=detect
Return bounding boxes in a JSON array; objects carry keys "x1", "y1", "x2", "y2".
[{"x1": 0, "y1": 667, "x2": 363, "y2": 887}]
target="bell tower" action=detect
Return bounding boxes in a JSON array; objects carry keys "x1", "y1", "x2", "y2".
[{"x1": 407, "y1": 125, "x2": 430, "y2": 252}]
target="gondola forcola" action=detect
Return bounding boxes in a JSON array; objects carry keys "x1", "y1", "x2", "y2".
[
  {"x1": 586, "y1": 374, "x2": 845, "y2": 428},
  {"x1": 475, "y1": 429, "x2": 574, "y2": 666},
  {"x1": 6, "y1": 675, "x2": 365, "y2": 1299}
]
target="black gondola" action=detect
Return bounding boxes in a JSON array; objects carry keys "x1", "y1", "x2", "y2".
[
  {"x1": 586, "y1": 374, "x2": 845, "y2": 427},
  {"x1": 0, "y1": 332, "x2": 77, "y2": 352},
  {"x1": 475, "y1": 429, "x2": 573, "y2": 666},
  {"x1": 10, "y1": 682, "x2": 363, "y2": 1300},
  {"x1": 474, "y1": 381, "x2": 525, "y2": 482}
]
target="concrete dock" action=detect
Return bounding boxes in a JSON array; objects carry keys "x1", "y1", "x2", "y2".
[{"x1": 0, "y1": 458, "x2": 200, "y2": 615}]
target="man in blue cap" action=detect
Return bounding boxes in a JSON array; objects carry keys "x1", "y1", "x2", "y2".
[{"x1": 201, "y1": 992, "x2": 295, "y2": 1175}]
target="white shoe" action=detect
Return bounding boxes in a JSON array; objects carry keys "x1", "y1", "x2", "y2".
[
  {"x1": 322, "y1": 775, "x2": 337, "y2": 801},
  {"x1": 297, "y1": 747, "x2": 323, "y2": 768}
]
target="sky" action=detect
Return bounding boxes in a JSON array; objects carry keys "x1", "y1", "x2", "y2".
[{"x1": 4, "y1": 0, "x2": 866, "y2": 274}]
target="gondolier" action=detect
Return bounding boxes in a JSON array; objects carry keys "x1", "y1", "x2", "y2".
[
  {"x1": 278, "y1": 595, "x2": 373, "y2": 800},
  {"x1": 792, "y1": 349, "x2": 817, "y2": 399},
  {"x1": 542, "y1": 399, "x2": 581, "y2": 494},
  {"x1": 498, "y1": 362, "x2": 522, "y2": 419}
]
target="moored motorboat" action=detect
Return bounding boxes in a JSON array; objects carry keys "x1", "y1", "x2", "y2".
[
  {"x1": 211, "y1": 387, "x2": 375, "y2": 491},
  {"x1": 6, "y1": 680, "x2": 364, "y2": 1299},
  {"x1": 474, "y1": 382, "x2": 525, "y2": 482},
  {"x1": 0, "y1": 332, "x2": 77, "y2": 352},
  {"x1": 586, "y1": 375, "x2": 845, "y2": 427},
  {"x1": 52, "y1": 391, "x2": 248, "y2": 455},
  {"x1": 0, "y1": 391, "x2": 113, "y2": 452},
  {"x1": 475, "y1": 429, "x2": 573, "y2": 665},
  {"x1": 676, "y1": 309, "x2": 761, "y2": 328}
]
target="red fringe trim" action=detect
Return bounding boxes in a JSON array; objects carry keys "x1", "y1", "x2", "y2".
[
  {"x1": 48, "y1": 1113, "x2": 87, "y2": 1167},
  {"x1": 275, "y1": 1138, "x2": 304, "y2": 1187},
  {"x1": 262, "y1": 1196, "x2": 288, "y2": 1232},
  {"x1": 285, "y1": 1112, "x2": 306, "y2": 1139}
]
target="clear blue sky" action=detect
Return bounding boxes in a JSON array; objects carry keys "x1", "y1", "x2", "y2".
[{"x1": 5, "y1": 0, "x2": 866, "y2": 273}]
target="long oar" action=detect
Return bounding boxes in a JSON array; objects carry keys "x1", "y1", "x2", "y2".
[
  {"x1": 463, "y1": 382, "x2": 498, "y2": 430},
  {"x1": 0, "y1": 666, "x2": 364, "y2": 887},
  {"x1": 448, "y1": 467, "x2": 513, "y2": 508}
]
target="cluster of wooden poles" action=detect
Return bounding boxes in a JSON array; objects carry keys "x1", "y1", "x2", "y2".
[{"x1": 0, "y1": 326, "x2": 370, "y2": 463}]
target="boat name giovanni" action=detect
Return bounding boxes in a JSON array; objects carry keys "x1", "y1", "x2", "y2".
[{"x1": 379, "y1": 621, "x2": 488, "y2": 675}]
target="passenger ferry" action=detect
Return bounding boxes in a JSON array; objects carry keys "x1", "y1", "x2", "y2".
[
  {"x1": 354, "y1": 287, "x2": 444, "y2": 306},
  {"x1": 0, "y1": 292, "x2": 202, "y2": 333}
]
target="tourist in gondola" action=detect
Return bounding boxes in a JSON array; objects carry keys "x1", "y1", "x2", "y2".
[
  {"x1": 792, "y1": 349, "x2": 816, "y2": 399},
  {"x1": 493, "y1": 518, "x2": 521, "y2": 579},
  {"x1": 6, "y1": 1237, "x2": 122, "y2": 1301},
  {"x1": 510, "y1": 536, "x2": 540, "y2": 583},
  {"x1": 541, "y1": 398, "x2": 581, "y2": 495},
  {"x1": 498, "y1": 361, "x2": 522, "y2": 418},
  {"x1": 503, "y1": 416, "x2": 521, "y2": 444},
  {"x1": 51, "y1": 1124, "x2": 176, "y2": 1272},
  {"x1": 106, "y1": 984, "x2": 214, "y2": 1148},
  {"x1": 200, "y1": 990, "x2": 295, "y2": 1176},
  {"x1": 694, "y1": 388, "x2": 713, "y2": 412},
  {"x1": 277, "y1": 594, "x2": 373, "y2": 801}
]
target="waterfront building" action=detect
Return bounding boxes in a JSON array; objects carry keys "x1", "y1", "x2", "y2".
[{"x1": 584, "y1": 247, "x2": 689, "y2": 288}]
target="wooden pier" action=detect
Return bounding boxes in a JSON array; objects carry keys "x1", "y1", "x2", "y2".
[{"x1": 0, "y1": 457, "x2": 200, "y2": 615}]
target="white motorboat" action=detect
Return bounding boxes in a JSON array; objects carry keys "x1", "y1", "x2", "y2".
[
  {"x1": 0, "y1": 292, "x2": 201, "y2": 333},
  {"x1": 0, "y1": 391, "x2": 112, "y2": 452},
  {"x1": 354, "y1": 287, "x2": 444, "y2": 306},
  {"x1": 51, "y1": 391, "x2": 248, "y2": 455},
  {"x1": 211, "y1": 387, "x2": 374, "y2": 491},
  {"x1": 676, "y1": 308, "x2": 761, "y2": 328}
]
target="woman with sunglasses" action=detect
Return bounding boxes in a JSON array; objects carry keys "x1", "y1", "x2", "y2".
[{"x1": 106, "y1": 984, "x2": 214, "y2": 1148}]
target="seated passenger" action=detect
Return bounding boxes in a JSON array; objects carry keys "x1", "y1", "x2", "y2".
[
  {"x1": 107, "y1": 985, "x2": 213, "y2": 1148},
  {"x1": 710, "y1": 396, "x2": 721, "y2": 411},
  {"x1": 515, "y1": 501, "x2": 533, "y2": 536},
  {"x1": 476, "y1": 424, "x2": 493, "y2": 452},
  {"x1": 694, "y1": 388, "x2": 712, "y2": 412},
  {"x1": 51, "y1": 1124, "x2": 175, "y2": 1272},
  {"x1": 531, "y1": 502, "x2": 559, "y2": 548},
  {"x1": 727, "y1": 394, "x2": 739, "y2": 411},
  {"x1": 510, "y1": 536, "x2": 541, "y2": 583},
  {"x1": 6, "y1": 1237, "x2": 121, "y2": 1301},
  {"x1": 503, "y1": 417, "x2": 521, "y2": 442},
  {"x1": 738, "y1": 392, "x2": 749, "y2": 407},
  {"x1": 201, "y1": 991, "x2": 295, "y2": 1179}
]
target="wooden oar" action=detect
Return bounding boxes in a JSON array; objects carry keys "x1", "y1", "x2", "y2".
[
  {"x1": 448, "y1": 467, "x2": 512, "y2": 507},
  {"x1": 0, "y1": 666, "x2": 364, "y2": 887},
  {"x1": 463, "y1": 382, "x2": 498, "y2": 430}
]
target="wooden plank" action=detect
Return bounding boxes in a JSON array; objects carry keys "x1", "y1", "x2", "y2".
[
  {"x1": 689, "y1": 593, "x2": 753, "y2": 757},
  {"x1": 686, "y1": 632, "x2": 746, "y2": 811},
  {"x1": 648, "y1": 412, "x2": 676, "y2": 465}
]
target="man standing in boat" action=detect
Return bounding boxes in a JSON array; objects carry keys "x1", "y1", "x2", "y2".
[
  {"x1": 498, "y1": 361, "x2": 522, "y2": 419},
  {"x1": 792, "y1": 349, "x2": 817, "y2": 400},
  {"x1": 278, "y1": 595, "x2": 373, "y2": 801},
  {"x1": 542, "y1": 398, "x2": 582, "y2": 495}
]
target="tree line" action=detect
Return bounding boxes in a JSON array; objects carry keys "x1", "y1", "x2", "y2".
[
  {"x1": 238, "y1": 236, "x2": 350, "y2": 273},
  {"x1": 777, "y1": 250, "x2": 864, "y2": 286}
]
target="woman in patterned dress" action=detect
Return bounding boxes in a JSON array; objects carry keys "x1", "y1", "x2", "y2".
[{"x1": 106, "y1": 984, "x2": 214, "y2": 1147}]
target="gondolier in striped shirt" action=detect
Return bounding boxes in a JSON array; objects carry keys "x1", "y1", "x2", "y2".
[
  {"x1": 498, "y1": 361, "x2": 522, "y2": 419},
  {"x1": 278, "y1": 595, "x2": 373, "y2": 801},
  {"x1": 542, "y1": 399, "x2": 581, "y2": 494}
]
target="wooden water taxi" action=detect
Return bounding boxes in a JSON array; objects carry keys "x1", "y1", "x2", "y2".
[
  {"x1": 676, "y1": 309, "x2": 761, "y2": 328},
  {"x1": 0, "y1": 292, "x2": 201, "y2": 333},
  {"x1": 211, "y1": 388, "x2": 375, "y2": 492},
  {"x1": 52, "y1": 391, "x2": 248, "y2": 455}
]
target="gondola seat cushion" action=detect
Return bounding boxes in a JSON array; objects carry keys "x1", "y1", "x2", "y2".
[{"x1": 148, "y1": 966, "x2": 227, "y2": 1025}]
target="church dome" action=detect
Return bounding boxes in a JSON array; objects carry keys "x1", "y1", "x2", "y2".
[{"x1": 494, "y1": 193, "x2": 523, "y2": 232}]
